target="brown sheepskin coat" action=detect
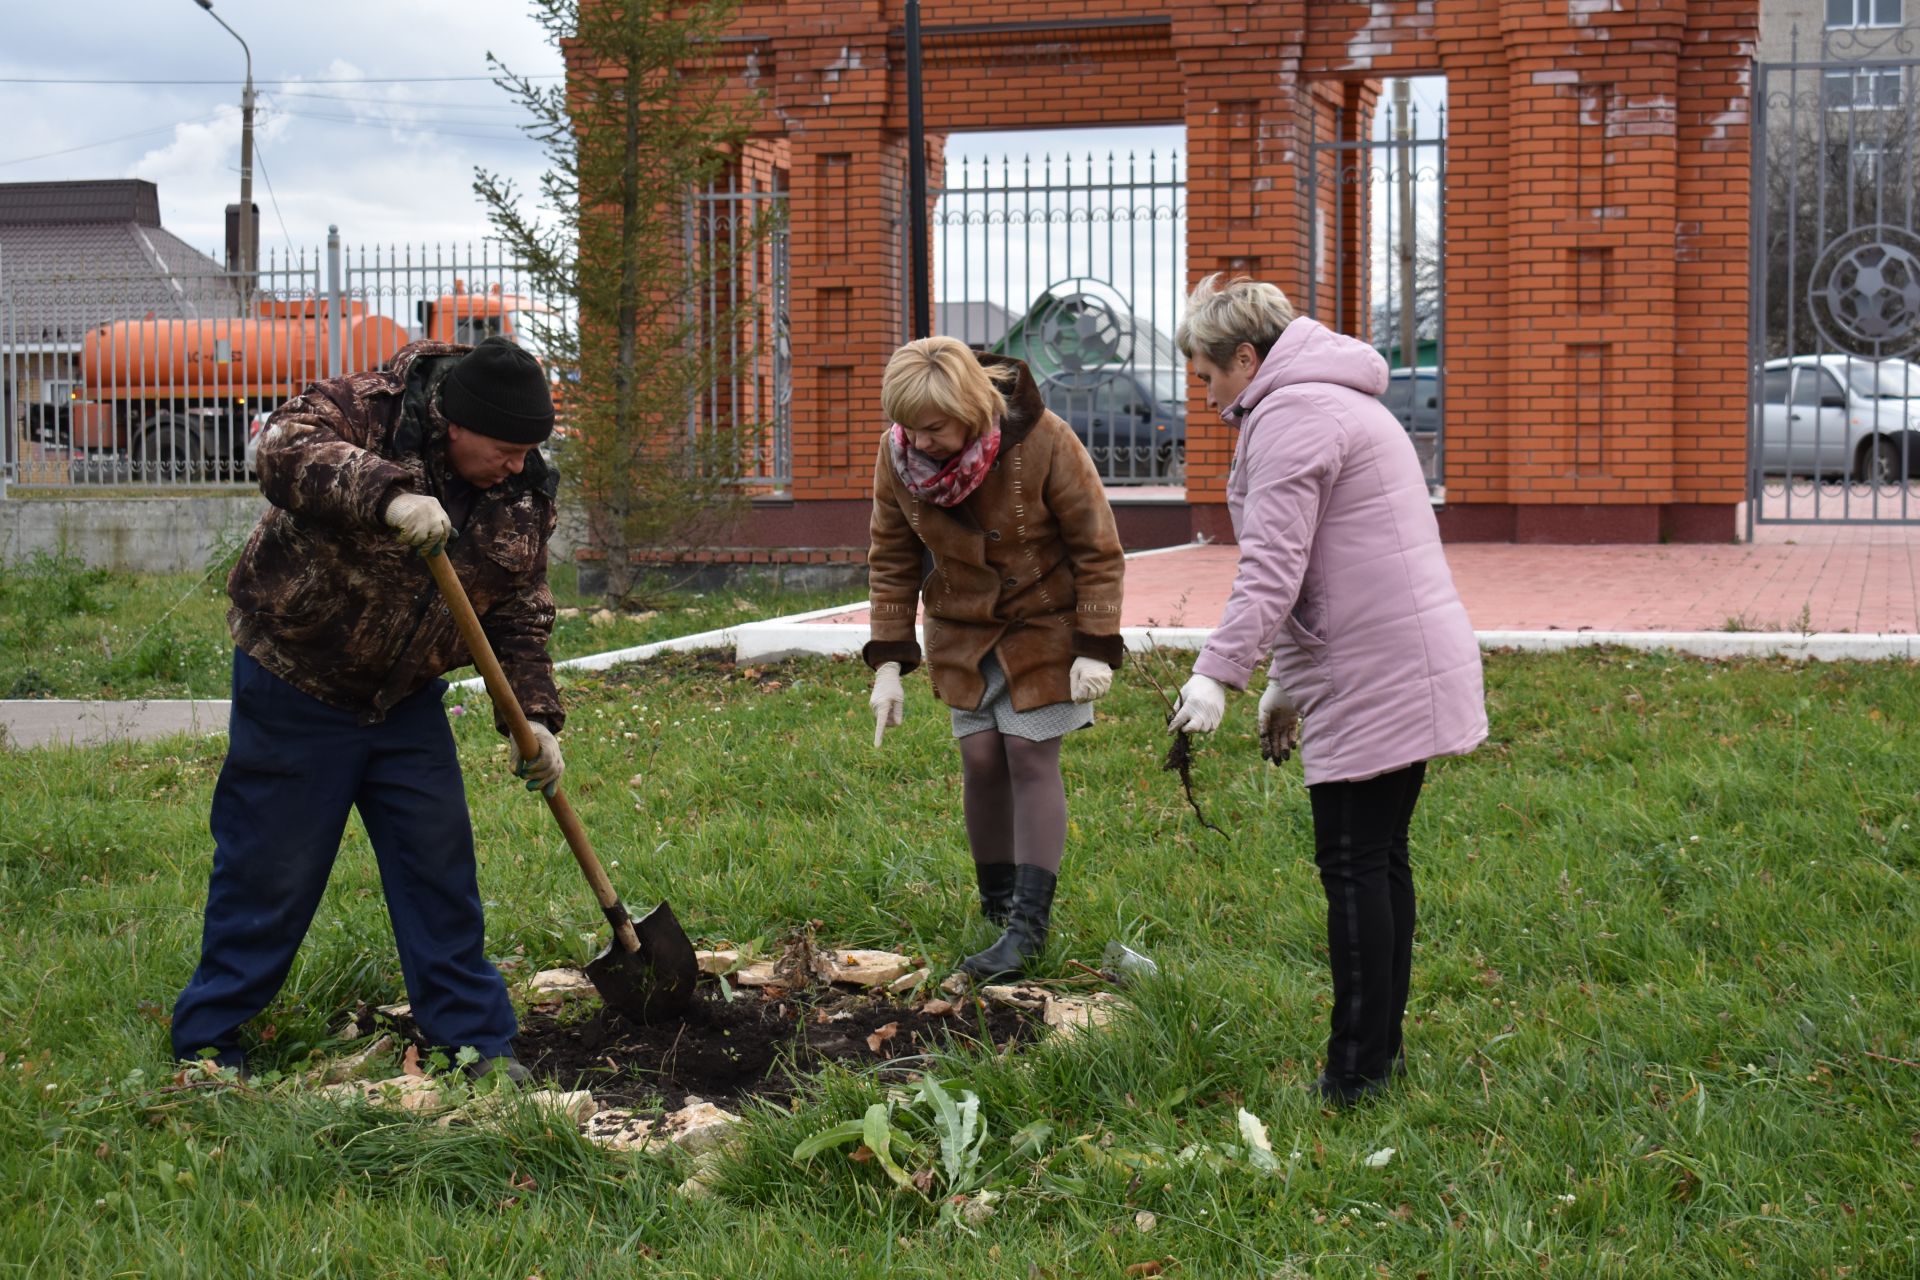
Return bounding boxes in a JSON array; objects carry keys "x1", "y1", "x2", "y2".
[{"x1": 864, "y1": 354, "x2": 1125, "y2": 712}]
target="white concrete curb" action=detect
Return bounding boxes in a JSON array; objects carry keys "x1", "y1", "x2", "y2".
[
  {"x1": 727, "y1": 624, "x2": 1918, "y2": 665},
  {"x1": 446, "y1": 599, "x2": 871, "y2": 692}
]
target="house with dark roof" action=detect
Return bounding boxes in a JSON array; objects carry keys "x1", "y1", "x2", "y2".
[{"x1": 1, "y1": 179, "x2": 235, "y2": 453}]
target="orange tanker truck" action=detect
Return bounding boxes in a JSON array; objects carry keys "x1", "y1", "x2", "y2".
[{"x1": 46, "y1": 282, "x2": 538, "y2": 482}]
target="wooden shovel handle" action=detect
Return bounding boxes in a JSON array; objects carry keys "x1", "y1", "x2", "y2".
[{"x1": 425, "y1": 550, "x2": 642, "y2": 953}]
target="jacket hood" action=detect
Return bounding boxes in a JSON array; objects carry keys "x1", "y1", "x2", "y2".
[
  {"x1": 978, "y1": 352, "x2": 1047, "y2": 447},
  {"x1": 1230, "y1": 317, "x2": 1390, "y2": 421}
]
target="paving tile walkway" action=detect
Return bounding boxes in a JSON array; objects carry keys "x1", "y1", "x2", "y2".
[
  {"x1": 8, "y1": 520, "x2": 1915, "y2": 751},
  {"x1": 810, "y1": 520, "x2": 1920, "y2": 635}
]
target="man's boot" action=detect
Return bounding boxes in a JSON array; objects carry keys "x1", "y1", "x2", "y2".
[
  {"x1": 975, "y1": 861, "x2": 1017, "y2": 927},
  {"x1": 961, "y1": 865, "x2": 1057, "y2": 978}
]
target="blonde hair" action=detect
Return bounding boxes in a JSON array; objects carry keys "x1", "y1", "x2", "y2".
[
  {"x1": 1176, "y1": 272, "x2": 1297, "y2": 367},
  {"x1": 881, "y1": 336, "x2": 1015, "y2": 440}
]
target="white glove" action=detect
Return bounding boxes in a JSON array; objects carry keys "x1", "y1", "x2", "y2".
[
  {"x1": 1167, "y1": 673, "x2": 1228, "y2": 735},
  {"x1": 385, "y1": 493, "x2": 453, "y2": 554},
  {"x1": 510, "y1": 722, "x2": 565, "y2": 795},
  {"x1": 1069, "y1": 656, "x2": 1113, "y2": 704},
  {"x1": 870, "y1": 661, "x2": 904, "y2": 747},
  {"x1": 1258, "y1": 683, "x2": 1301, "y2": 764}
]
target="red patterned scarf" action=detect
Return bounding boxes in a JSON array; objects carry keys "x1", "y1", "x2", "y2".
[{"x1": 888, "y1": 421, "x2": 1002, "y2": 507}]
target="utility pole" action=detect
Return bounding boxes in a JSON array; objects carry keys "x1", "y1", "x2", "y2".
[
  {"x1": 905, "y1": 0, "x2": 930, "y2": 340},
  {"x1": 193, "y1": 0, "x2": 255, "y2": 291},
  {"x1": 1394, "y1": 79, "x2": 1416, "y2": 370}
]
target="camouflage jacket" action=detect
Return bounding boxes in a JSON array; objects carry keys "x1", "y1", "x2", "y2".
[{"x1": 228, "y1": 341, "x2": 564, "y2": 731}]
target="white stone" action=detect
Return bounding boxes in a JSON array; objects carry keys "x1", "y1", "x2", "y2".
[
  {"x1": 374, "y1": 1001, "x2": 411, "y2": 1019},
  {"x1": 696, "y1": 949, "x2": 740, "y2": 976},
  {"x1": 318, "y1": 1034, "x2": 395, "y2": 1085},
  {"x1": 675, "y1": 1150, "x2": 726, "y2": 1199},
  {"x1": 583, "y1": 1108, "x2": 658, "y2": 1152},
  {"x1": 1043, "y1": 992, "x2": 1124, "y2": 1039},
  {"x1": 528, "y1": 968, "x2": 597, "y2": 1000},
  {"x1": 980, "y1": 984, "x2": 1048, "y2": 1010},
  {"x1": 820, "y1": 949, "x2": 914, "y2": 988},
  {"x1": 730, "y1": 961, "x2": 780, "y2": 987},
  {"x1": 664, "y1": 1100, "x2": 743, "y2": 1154},
  {"x1": 319, "y1": 1074, "x2": 444, "y2": 1114},
  {"x1": 442, "y1": 1089, "x2": 598, "y2": 1129},
  {"x1": 888, "y1": 967, "x2": 931, "y2": 994},
  {"x1": 940, "y1": 972, "x2": 972, "y2": 998}
]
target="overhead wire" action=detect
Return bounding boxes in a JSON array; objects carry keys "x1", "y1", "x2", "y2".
[
  {"x1": 0, "y1": 74, "x2": 562, "y2": 85},
  {"x1": 0, "y1": 111, "x2": 227, "y2": 167},
  {"x1": 263, "y1": 88, "x2": 521, "y2": 112},
  {"x1": 263, "y1": 107, "x2": 530, "y2": 145},
  {"x1": 250, "y1": 138, "x2": 296, "y2": 258}
]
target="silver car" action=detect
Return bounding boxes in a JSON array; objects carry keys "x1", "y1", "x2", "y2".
[{"x1": 1757, "y1": 356, "x2": 1920, "y2": 483}]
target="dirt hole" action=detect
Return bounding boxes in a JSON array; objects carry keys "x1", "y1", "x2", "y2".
[{"x1": 513, "y1": 985, "x2": 1037, "y2": 1110}]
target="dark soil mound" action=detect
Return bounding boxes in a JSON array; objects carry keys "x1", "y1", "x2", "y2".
[{"x1": 509, "y1": 985, "x2": 1037, "y2": 1111}]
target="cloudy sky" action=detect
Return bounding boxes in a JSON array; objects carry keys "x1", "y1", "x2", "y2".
[
  {"x1": 1, "y1": 0, "x2": 1439, "y2": 313},
  {"x1": 1, "y1": 1, "x2": 565, "y2": 254}
]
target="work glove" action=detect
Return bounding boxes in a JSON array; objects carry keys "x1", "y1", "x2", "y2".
[
  {"x1": 870, "y1": 661, "x2": 905, "y2": 747},
  {"x1": 385, "y1": 493, "x2": 453, "y2": 555},
  {"x1": 1069, "y1": 656, "x2": 1113, "y2": 704},
  {"x1": 510, "y1": 722, "x2": 565, "y2": 795},
  {"x1": 1167, "y1": 673, "x2": 1228, "y2": 735},
  {"x1": 1258, "y1": 683, "x2": 1301, "y2": 765}
]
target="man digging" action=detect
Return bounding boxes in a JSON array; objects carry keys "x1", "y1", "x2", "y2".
[{"x1": 171, "y1": 336, "x2": 562, "y2": 1084}]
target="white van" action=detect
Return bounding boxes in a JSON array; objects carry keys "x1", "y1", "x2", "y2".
[{"x1": 1758, "y1": 355, "x2": 1920, "y2": 484}]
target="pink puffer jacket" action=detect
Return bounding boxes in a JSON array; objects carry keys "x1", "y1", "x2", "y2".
[{"x1": 1191, "y1": 318, "x2": 1487, "y2": 785}]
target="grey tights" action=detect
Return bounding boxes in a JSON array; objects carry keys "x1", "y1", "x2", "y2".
[{"x1": 957, "y1": 730, "x2": 1067, "y2": 875}]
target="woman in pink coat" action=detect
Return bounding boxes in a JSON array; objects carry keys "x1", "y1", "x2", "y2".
[{"x1": 1166, "y1": 274, "x2": 1488, "y2": 1107}]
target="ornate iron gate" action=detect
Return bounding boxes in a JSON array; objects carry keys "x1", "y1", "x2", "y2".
[
  {"x1": 1751, "y1": 25, "x2": 1920, "y2": 530},
  {"x1": 1307, "y1": 97, "x2": 1447, "y2": 496},
  {"x1": 923, "y1": 150, "x2": 1187, "y2": 486}
]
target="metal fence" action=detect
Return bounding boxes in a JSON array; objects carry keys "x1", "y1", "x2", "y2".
[
  {"x1": 922, "y1": 149, "x2": 1187, "y2": 486},
  {"x1": 1750, "y1": 23, "x2": 1920, "y2": 530},
  {"x1": 0, "y1": 232, "x2": 567, "y2": 491},
  {"x1": 1, "y1": 214, "x2": 793, "y2": 494},
  {"x1": 689, "y1": 176, "x2": 790, "y2": 490},
  {"x1": 1307, "y1": 97, "x2": 1447, "y2": 496}
]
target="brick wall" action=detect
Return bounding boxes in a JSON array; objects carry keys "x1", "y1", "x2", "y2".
[{"x1": 573, "y1": 0, "x2": 1758, "y2": 557}]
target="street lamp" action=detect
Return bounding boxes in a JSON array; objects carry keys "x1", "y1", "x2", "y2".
[
  {"x1": 192, "y1": 0, "x2": 255, "y2": 285},
  {"x1": 905, "y1": 0, "x2": 929, "y2": 340}
]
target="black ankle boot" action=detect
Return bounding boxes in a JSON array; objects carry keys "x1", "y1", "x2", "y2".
[
  {"x1": 974, "y1": 862, "x2": 1016, "y2": 927},
  {"x1": 962, "y1": 865, "x2": 1057, "y2": 978}
]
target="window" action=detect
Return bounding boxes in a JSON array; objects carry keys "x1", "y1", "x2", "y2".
[
  {"x1": 453, "y1": 314, "x2": 504, "y2": 345},
  {"x1": 1846, "y1": 358, "x2": 1920, "y2": 398},
  {"x1": 1762, "y1": 368, "x2": 1792, "y2": 404},
  {"x1": 1823, "y1": 67, "x2": 1903, "y2": 108},
  {"x1": 1828, "y1": 0, "x2": 1902, "y2": 27},
  {"x1": 1792, "y1": 368, "x2": 1846, "y2": 406}
]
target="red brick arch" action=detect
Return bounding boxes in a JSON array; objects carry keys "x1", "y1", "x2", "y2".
[{"x1": 577, "y1": 0, "x2": 1757, "y2": 559}]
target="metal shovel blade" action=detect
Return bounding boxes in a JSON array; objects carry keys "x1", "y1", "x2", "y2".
[{"x1": 584, "y1": 900, "x2": 700, "y2": 1022}]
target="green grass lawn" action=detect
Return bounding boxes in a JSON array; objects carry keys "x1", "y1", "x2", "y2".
[
  {"x1": 0, "y1": 549, "x2": 854, "y2": 700},
  {"x1": 1, "y1": 644, "x2": 1916, "y2": 1276}
]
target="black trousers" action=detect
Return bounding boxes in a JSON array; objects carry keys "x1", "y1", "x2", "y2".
[{"x1": 1307, "y1": 760, "x2": 1427, "y2": 1085}]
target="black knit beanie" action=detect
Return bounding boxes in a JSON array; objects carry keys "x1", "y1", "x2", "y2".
[{"x1": 438, "y1": 336, "x2": 554, "y2": 444}]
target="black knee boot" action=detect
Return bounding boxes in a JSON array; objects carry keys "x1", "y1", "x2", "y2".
[
  {"x1": 974, "y1": 862, "x2": 1017, "y2": 927},
  {"x1": 961, "y1": 865, "x2": 1056, "y2": 978}
]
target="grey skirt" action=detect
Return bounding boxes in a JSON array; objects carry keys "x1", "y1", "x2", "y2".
[{"x1": 950, "y1": 653, "x2": 1094, "y2": 742}]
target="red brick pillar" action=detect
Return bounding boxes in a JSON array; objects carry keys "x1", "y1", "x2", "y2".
[
  {"x1": 1671, "y1": 0, "x2": 1757, "y2": 540},
  {"x1": 1484, "y1": 0, "x2": 1687, "y2": 541},
  {"x1": 1174, "y1": 4, "x2": 1306, "y2": 535},
  {"x1": 772, "y1": 9, "x2": 906, "y2": 505}
]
